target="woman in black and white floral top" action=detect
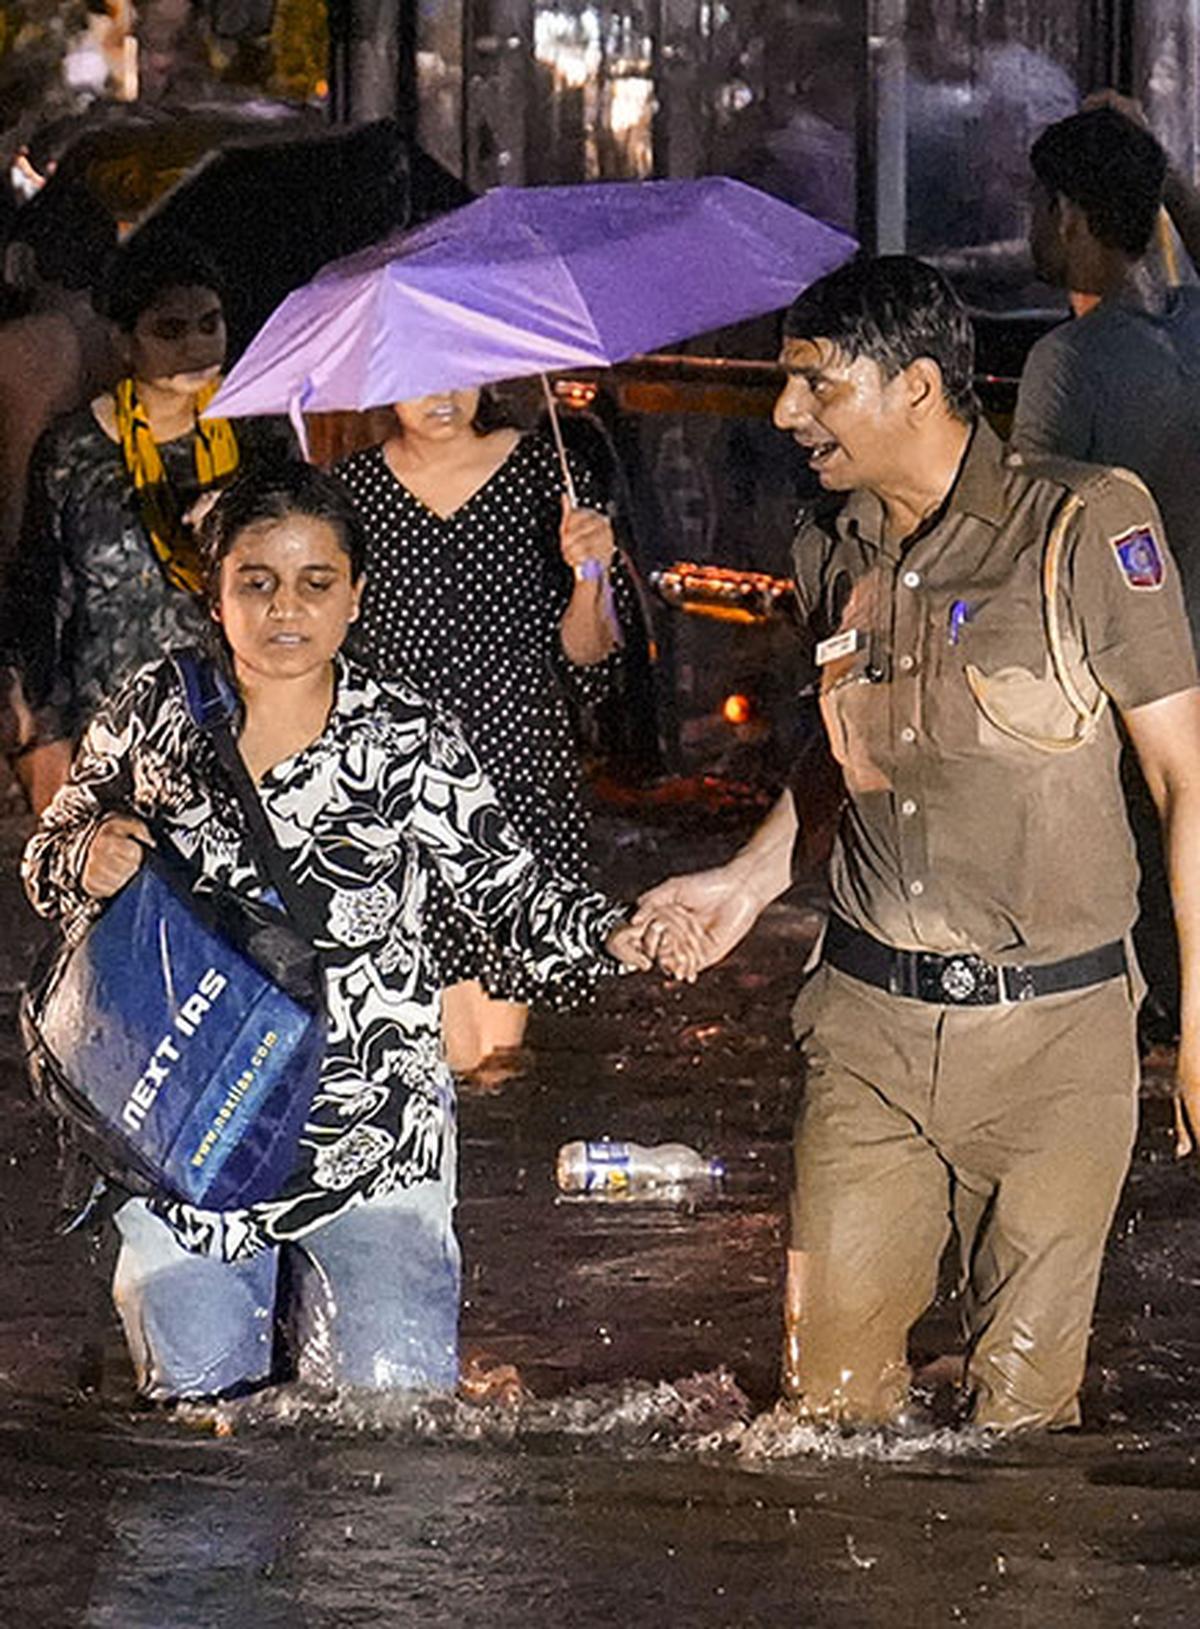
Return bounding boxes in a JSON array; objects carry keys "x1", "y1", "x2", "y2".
[{"x1": 23, "y1": 461, "x2": 653, "y2": 1403}]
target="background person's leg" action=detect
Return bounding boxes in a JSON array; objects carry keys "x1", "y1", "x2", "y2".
[
  {"x1": 284, "y1": 1114, "x2": 461, "y2": 1392},
  {"x1": 112, "y1": 1199, "x2": 279, "y2": 1402},
  {"x1": 441, "y1": 979, "x2": 529, "y2": 1072}
]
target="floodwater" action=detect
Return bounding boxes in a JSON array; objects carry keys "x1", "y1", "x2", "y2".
[{"x1": 4, "y1": 795, "x2": 1200, "y2": 1628}]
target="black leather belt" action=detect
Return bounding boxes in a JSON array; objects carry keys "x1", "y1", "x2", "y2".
[{"x1": 823, "y1": 914, "x2": 1126, "y2": 1006}]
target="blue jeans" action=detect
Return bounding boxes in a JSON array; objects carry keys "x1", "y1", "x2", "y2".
[{"x1": 111, "y1": 1128, "x2": 460, "y2": 1402}]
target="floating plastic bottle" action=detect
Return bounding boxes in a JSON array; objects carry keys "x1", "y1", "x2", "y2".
[{"x1": 556, "y1": 1139, "x2": 725, "y2": 1195}]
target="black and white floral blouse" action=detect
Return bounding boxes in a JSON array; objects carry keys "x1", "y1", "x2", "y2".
[{"x1": 23, "y1": 654, "x2": 626, "y2": 1262}]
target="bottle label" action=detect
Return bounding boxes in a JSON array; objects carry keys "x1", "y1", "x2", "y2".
[
  {"x1": 585, "y1": 1141, "x2": 630, "y2": 1163},
  {"x1": 584, "y1": 1141, "x2": 631, "y2": 1192}
]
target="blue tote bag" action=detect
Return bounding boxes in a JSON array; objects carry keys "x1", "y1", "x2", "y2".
[{"x1": 21, "y1": 653, "x2": 326, "y2": 1212}]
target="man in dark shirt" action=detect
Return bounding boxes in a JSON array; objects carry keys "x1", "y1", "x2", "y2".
[
  {"x1": 1015, "y1": 100, "x2": 1200, "y2": 1045},
  {"x1": 1015, "y1": 102, "x2": 1200, "y2": 638}
]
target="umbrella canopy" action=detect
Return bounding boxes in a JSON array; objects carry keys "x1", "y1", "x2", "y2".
[
  {"x1": 208, "y1": 177, "x2": 856, "y2": 420},
  {"x1": 36, "y1": 102, "x2": 316, "y2": 224}
]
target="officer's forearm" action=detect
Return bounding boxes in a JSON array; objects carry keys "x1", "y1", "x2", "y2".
[
  {"x1": 1161, "y1": 778, "x2": 1200, "y2": 1156},
  {"x1": 726, "y1": 789, "x2": 800, "y2": 908},
  {"x1": 1126, "y1": 691, "x2": 1200, "y2": 1040},
  {"x1": 1160, "y1": 781, "x2": 1200, "y2": 1035}
]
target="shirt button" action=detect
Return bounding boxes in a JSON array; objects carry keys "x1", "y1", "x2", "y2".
[
  {"x1": 898, "y1": 654, "x2": 915, "y2": 672},
  {"x1": 900, "y1": 726, "x2": 917, "y2": 743},
  {"x1": 901, "y1": 798, "x2": 918, "y2": 816},
  {"x1": 909, "y1": 879, "x2": 925, "y2": 897},
  {"x1": 902, "y1": 569, "x2": 921, "y2": 589}
]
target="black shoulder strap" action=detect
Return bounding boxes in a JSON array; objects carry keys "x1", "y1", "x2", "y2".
[{"x1": 170, "y1": 648, "x2": 324, "y2": 943}]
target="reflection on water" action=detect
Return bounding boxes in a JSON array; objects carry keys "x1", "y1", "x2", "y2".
[
  {"x1": 82, "y1": 1474, "x2": 298, "y2": 1629},
  {"x1": 5, "y1": 806, "x2": 1200, "y2": 1623}
]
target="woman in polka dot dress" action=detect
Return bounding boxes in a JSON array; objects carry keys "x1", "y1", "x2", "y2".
[{"x1": 336, "y1": 389, "x2": 631, "y2": 1071}]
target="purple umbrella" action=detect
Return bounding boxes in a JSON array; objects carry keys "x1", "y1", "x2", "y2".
[{"x1": 209, "y1": 177, "x2": 856, "y2": 446}]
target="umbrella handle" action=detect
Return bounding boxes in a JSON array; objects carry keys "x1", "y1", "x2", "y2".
[
  {"x1": 541, "y1": 372, "x2": 621, "y2": 643},
  {"x1": 540, "y1": 373, "x2": 579, "y2": 509}
]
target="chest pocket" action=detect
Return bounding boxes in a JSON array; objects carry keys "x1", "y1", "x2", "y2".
[
  {"x1": 817, "y1": 570, "x2": 894, "y2": 792},
  {"x1": 962, "y1": 493, "x2": 1108, "y2": 755}
]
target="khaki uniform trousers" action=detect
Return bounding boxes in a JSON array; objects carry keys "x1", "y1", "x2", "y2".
[{"x1": 790, "y1": 963, "x2": 1140, "y2": 1430}]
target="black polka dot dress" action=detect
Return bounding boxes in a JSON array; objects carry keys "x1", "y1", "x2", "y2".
[{"x1": 337, "y1": 433, "x2": 625, "y2": 1010}]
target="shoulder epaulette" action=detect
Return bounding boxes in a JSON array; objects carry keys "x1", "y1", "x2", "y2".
[{"x1": 1005, "y1": 449, "x2": 1153, "y2": 508}]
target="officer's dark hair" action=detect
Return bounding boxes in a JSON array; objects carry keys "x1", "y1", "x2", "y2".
[
  {"x1": 783, "y1": 255, "x2": 977, "y2": 422},
  {"x1": 98, "y1": 230, "x2": 229, "y2": 332},
  {"x1": 6, "y1": 180, "x2": 117, "y2": 291},
  {"x1": 200, "y1": 460, "x2": 368, "y2": 603},
  {"x1": 1031, "y1": 106, "x2": 1166, "y2": 259}
]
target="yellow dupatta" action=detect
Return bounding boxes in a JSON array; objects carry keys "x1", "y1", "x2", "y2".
[{"x1": 113, "y1": 376, "x2": 241, "y2": 594}]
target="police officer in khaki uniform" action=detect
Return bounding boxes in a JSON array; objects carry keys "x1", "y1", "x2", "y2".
[{"x1": 637, "y1": 256, "x2": 1200, "y2": 1431}]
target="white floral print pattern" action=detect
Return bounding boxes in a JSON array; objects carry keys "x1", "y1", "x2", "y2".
[{"x1": 23, "y1": 655, "x2": 626, "y2": 1261}]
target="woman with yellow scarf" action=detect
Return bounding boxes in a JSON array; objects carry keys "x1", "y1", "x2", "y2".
[{"x1": 4, "y1": 233, "x2": 287, "y2": 813}]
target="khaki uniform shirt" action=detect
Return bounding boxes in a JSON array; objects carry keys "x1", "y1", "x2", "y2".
[{"x1": 790, "y1": 420, "x2": 1197, "y2": 964}]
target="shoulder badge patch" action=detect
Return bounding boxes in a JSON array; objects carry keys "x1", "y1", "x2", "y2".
[{"x1": 1110, "y1": 525, "x2": 1164, "y2": 590}]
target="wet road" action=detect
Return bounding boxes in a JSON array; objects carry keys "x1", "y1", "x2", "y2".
[{"x1": 4, "y1": 795, "x2": 1200, "y2": 1627}]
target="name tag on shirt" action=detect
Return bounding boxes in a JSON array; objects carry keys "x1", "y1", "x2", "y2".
[{"x1": 815, "y1": 629, "x2": 862, "y2": 666}]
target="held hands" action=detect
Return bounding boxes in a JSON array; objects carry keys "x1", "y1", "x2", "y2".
[
  {"x1": 615, "y1": 902, "x2": 711, "y2": 980},
  {"x1": 560, "y1": 495, "x2": 616, "y2": 582},
  {"x1": 605, "y1": 905, "x2": 707, "y2": 979},
  {"x1": 605, "y1": 900, "x2": 722, "y2": 982},
  {"x1": 633, "y1": 866, "x2": 766, "y2": 980},
  {"x1": 601, "y1": 868, "x2": 767, "y2": 983},
  {"x1": 81, "y1": 813, "x2": 154, "y2": 899}
]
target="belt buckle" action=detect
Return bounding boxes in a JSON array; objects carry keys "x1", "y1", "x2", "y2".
[{"x1": 916, "y1": 952, "x2": 998, "y2": 1005}]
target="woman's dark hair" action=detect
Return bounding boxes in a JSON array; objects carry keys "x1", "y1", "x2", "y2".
[
  {"x1": 471, "y1": 385, "x2": 517, "y2": 433},
  {"x1": 199, "y1": 460, "x2": 368, "y2": 604},
  {"x1": 1031, "y1": 106, "x2": 1167, "y2": 260},
  {"x1": 98, "y1": 229, "x2": 228, "y2": 331},
  {"x1": 783, "y1": 254, "x2": 978, "y2": 422}
]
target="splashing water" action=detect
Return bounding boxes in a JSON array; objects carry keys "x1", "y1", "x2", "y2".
[
  {"x1": 174, "y1": 1371, "x2": 996, "y2": 1469},
  {"x1": 176, "y1": 1366, "x2": 754, "y2": 1451},
  {"x1": 719, "y1": 1401, "x2": 996, "y2": 1464}
]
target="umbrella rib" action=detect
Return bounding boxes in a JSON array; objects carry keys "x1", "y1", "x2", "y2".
[
  {"x1": 529, "y1": 224, "x2": 608, "y2": 358},
  {"x1": 356, "y1": 268, "x2": 400, "y2": 406},
  {"x1": 413, "y1": 207, "x2": 610, "y2": 362}
]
